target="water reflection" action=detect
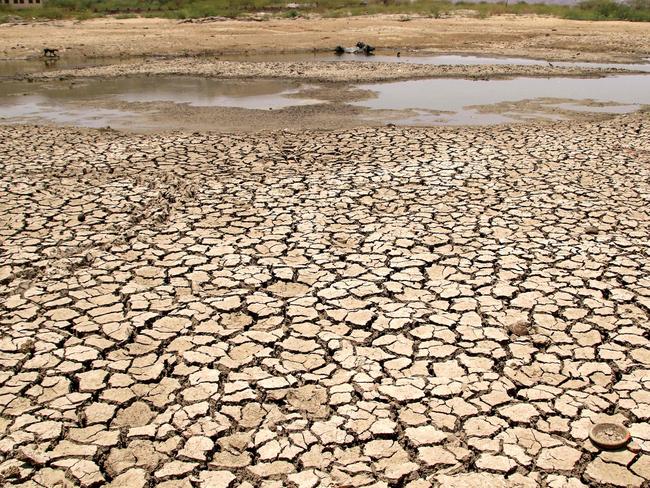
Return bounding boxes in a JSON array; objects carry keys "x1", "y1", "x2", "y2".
[
  {"x1": 354, "y1": 75, "x2": 650, "y2": 125},
  {"x1": 1, "y1": 74, "x2": 648, "y2": 130}
]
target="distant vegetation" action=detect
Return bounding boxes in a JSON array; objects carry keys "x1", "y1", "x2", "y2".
[
  {"x1": 1, "y1": 0, "x2": 649, "y2": 22},
  {"x1": 566, "y1": 0, "x2": 650, "y2": 19}
]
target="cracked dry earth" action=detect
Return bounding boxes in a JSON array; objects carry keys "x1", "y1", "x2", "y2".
[{"x1": 0, "y1": 116, "x2": 650, "y2": 488}]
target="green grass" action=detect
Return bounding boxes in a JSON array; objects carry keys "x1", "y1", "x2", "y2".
[
  {"x1": 1, "y1": 0, "x2": 649, "y2": 22},
  {"x1": 566, "y1": 0, "x2": 650, "y2": 20}
]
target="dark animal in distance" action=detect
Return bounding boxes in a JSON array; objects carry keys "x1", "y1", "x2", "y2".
[
  {"x1": 43, "y1": 48, "x2": 59, "y2": 58},
  {"x1": 334, "y1": 41, "x2": 375, "y2": 56}
]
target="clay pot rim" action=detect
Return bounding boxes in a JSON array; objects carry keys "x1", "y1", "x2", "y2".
[{"x1": 589, "y1": 422, "x2": 631, "y2": 449}]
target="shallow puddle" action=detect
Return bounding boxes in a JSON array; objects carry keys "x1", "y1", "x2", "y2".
[
  {"x1": 218, "y1": 52, "x2": 650, "y2": 73},
  {"x1": 0, "y1": 77, "x2": 323, "y2": 129},
  {"x1": 0, "y1": 56, "x2": 139, "y2": 78},
  {"x1": 0, "y1": 99, "x2": 138, "y2": 129},
  {"x1": 111, "y1": 77, "x2": 321, "y2": 109},
  {"x1": 2, "y1": 53, "x2": 649, "y2": 79},
  {"x1": 354, "y1": 74, "x2": 650, "y2": 125},
  {"x1": 0, "y1": 77, "x2": 320, "y2": 109},
  {"x1": 1, "y1": 73, "x2": 649, "y2": 131}
]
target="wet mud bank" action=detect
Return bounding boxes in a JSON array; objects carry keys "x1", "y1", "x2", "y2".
[{"x1": 17, "y1": 58, "x2": 643, "y2": 83}]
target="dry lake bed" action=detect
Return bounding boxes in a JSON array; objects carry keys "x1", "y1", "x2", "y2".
[{"x1": 1, "y1": 15, "x2": 650, "y2": 488}]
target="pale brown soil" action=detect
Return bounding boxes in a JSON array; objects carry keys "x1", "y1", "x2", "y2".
[
  {"x1": 1, "y1": 114, "x2": 649, "y2": 487},
  {"x1": 1, "y1": 15, "x2": 650, "y2": 63}
]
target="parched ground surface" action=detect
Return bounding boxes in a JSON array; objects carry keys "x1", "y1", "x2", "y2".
[
  {"x1": 1, "y1": 15, "x2": 650, "y2": 63},
  {"x1": 0, "y1": 116, "x2": 650, "y2": 487}
]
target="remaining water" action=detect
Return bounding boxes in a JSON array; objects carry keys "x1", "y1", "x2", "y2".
[
  {"x1": 354, "y1": 74, "x2": 650, "y2": 125},
  {"x1": 0, "y1": 57, "x2": 139, "y2": 78},
  {"x1": 2, "y1": 53, "x2": 649, "y2": 79},
  {"x1": 0, "y1": 99, "x2": 138, "y2": 129},
  {"x1": 0, "y1": 77, "x2": 321, "y2": 125},
  {"x1": 1, "y1": 73, "x2": 649, "y2": 130},
  {"x1": 111, "y1": 78, "x2": 321, "y2": 109},
  {"x1": 216, "y1": 52, "x2": 650, "y2": 72}
]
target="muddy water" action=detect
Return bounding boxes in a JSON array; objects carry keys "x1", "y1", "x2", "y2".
[
  {"x1": 0, "y1": 57, "x2": 139, "y2": 78},
  {"x1": 1, "y1": 74, "x2": 649, "y2": 131},
  {"x1": 3, "y1": 54, "x2": 649, "y2": 79},
  {"x1": 111, "y1": 78, "x2": 321, "y2": 109},
  {"x1": 216, "y1": 52, "x2": 650, "y2": 72},
  {"x1": 1, "y1": 77, "x2": 315, "y2": 108},
  {"x1": 0, "y1": 77, "x2": 322, "y2": 129},
  {"x1": 354, "y1": 74, "x2": 650, "y2": 125}
]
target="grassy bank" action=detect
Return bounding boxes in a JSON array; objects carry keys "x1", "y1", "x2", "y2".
[{"x1": 1, "y1": 0, "x2": 649, "y2": 22}]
